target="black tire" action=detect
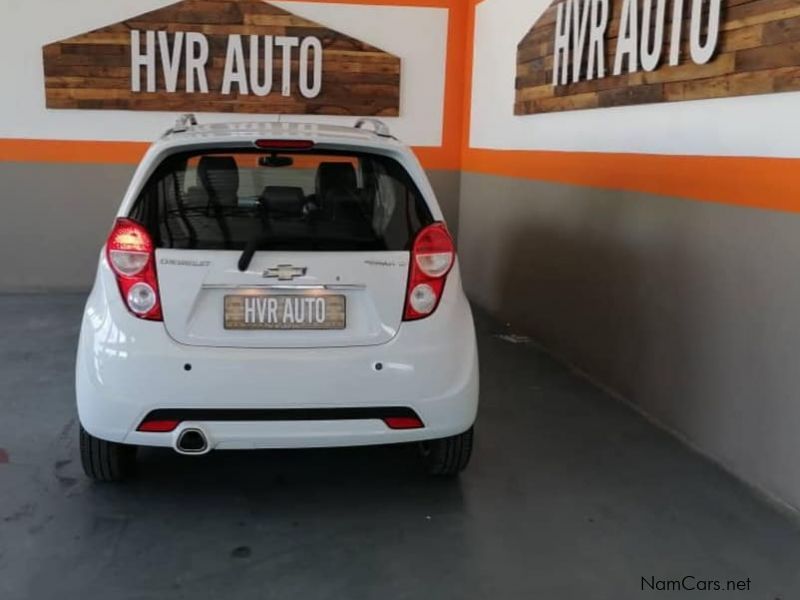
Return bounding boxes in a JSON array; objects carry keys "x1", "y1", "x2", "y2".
[
  {"x1": 79, "y1": 425, "x2": 137, "y2": 482},
  {"x1": 419, "y1": 427, "x2": 474, "y2": 476}
]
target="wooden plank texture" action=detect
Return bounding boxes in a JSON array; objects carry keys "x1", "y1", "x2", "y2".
[
  {"x1": 515, "y1": 0, "x2": 800, "y2": 114},
  {"x1": 42, "y1": 0, "x2": 400, "y2": 116}
]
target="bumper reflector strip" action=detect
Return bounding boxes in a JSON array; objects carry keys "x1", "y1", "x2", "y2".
[
  {"x1": 383, "y1": 416, "x2": 425, "y2": 430},
  {"x1": 137, "y1": 419, "x2": 180, "y2": 432}
]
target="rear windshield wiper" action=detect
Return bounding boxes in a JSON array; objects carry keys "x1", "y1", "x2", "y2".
[{"x1": 238, "y1": 232, "x2": 268, "y2": 272}]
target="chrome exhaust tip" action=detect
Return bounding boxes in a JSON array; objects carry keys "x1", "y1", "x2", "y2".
[{"x1": 175, "y1": 428, "x2": 209, "y2": 455}]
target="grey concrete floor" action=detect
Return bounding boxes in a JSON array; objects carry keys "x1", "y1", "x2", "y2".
[{"x1": 1, "y1": 294, "x2": 800, "y2": 600}]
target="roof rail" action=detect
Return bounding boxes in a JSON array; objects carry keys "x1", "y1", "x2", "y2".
[
  {"x1": 354, "y1": 118, "x2": 392, "y2": 137},
  {"x1": 172, "y1": 113, "x2": 198, "y2": 133},
  {"x1": 163, "y1": 113, "x2": 198, "y2": 137}
]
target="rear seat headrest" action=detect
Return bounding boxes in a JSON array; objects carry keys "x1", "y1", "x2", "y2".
[
  {"x1": 316, "y1": 162, "x2": 357, "y2": 197},
  {"x1": 198, "y1": 156, "x2": 239, "y2": 202},
  {"x1": 260, "y1": 186, "x2": 305, "y2": 218}
]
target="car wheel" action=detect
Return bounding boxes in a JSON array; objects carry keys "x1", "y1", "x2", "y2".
[
  {"x1": 79, "y1": 425, "x2": 136, "y2": 482},
  {"x1": 418, "y1": 427, "x2": 474, "y2": 476}
]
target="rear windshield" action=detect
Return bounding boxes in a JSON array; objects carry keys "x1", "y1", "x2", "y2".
[{"x1": 129, "y1": 149, "x2": 433, "y2": 251}]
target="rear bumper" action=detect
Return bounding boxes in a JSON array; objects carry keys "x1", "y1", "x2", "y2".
[{"x1": 76, "y1": 271, "x2": 479, "y2": 449}]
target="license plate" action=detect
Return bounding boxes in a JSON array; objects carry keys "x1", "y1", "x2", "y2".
[{"x1": 224, "y1": 295, "x2": 346, "y2": 330}]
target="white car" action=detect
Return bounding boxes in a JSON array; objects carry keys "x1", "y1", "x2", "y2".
[{"x1": 76, "y1": 116, "x2": 479, "y2": 481}]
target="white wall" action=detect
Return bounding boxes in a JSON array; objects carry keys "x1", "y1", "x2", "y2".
[
  {"x1": 0, "y1": 0, "x2": 448, "y2": 147},
  {"x1": 471, "y1": 0, "x2": 800, "y2": 158}
]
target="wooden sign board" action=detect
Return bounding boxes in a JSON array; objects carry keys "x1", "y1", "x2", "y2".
[
  {"x1": 515, "y1": 0, "x2": 800, "y2": 115},
  {"x1": 43, "y1": 0, "x2": 401, "y2": 116}
]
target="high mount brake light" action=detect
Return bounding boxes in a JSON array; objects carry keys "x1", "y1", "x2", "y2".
[
  {"x1": 254, "y1": 139, "x2": 315, "y2": 150},
  {"x1": 403, "y1": 222, "x2": 455, "y2": 321},
  {"x1": 106, "y1": 218, "x2": 162, "y2": 321}
]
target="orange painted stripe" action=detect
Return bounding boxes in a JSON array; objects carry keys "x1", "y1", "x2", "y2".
[
  {"x1": 0, "y1": 139, "x2": 149, "y2": 165},
  {"x1": 431, "y1": 0, "x2": 468, "y2": 170},
  {"x1": 460, "y1": 0, "x2": 476, "y2": 168},
  {"x1": 412, "y1": 146, "x2": 456, "y2": 170},
  {"x1": 463, "y1": 148, "x2": 800, "y2": 212}
]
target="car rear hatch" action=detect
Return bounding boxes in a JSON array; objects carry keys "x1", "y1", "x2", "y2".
[
  {"x1": 129, "y1": 145, "x2": 432, "y2": 348},
  {"x1": 156, "y1": 249, "x2": 409, "y2": 348}
]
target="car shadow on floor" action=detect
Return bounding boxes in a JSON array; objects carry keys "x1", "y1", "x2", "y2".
[{"x1": 87, "y1": 442, "x2": 467, "y2": 517}]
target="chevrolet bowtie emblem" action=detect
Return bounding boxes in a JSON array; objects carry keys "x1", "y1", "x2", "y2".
[{"x1": 263, "y1": 265, "x2": 308, "y2": 281}]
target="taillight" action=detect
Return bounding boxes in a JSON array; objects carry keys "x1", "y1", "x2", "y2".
[
  {"x1": 106, "y1": 218, "x2": 162, "y2": 321},
  {"x1": 403, "y1": 222, "x2": 455, "y2": 321}
]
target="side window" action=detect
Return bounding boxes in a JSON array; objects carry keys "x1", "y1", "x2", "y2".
[
  {"x1": 372, "y1": 170, "x2": 399, "y2": 236},
  {"x1": 183, "y1": 165, "x2": 198, "y2": 191}
]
